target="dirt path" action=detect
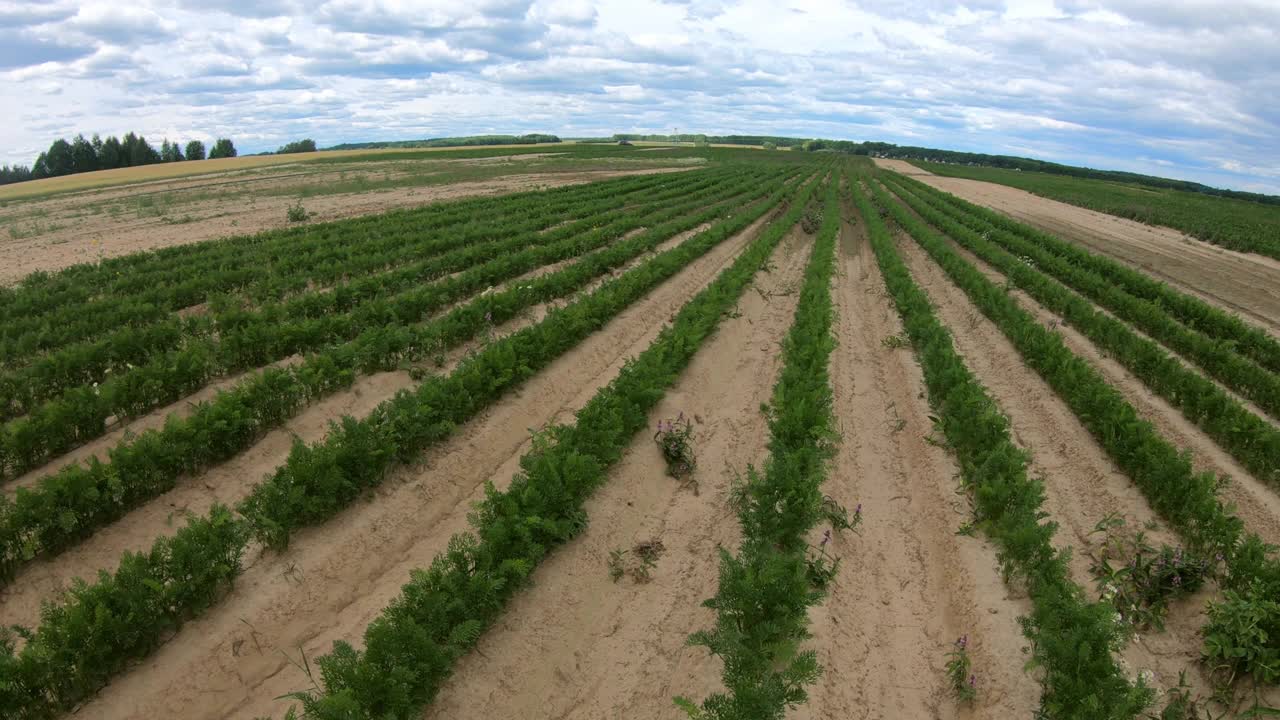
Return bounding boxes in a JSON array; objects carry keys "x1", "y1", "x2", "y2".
[
  {"x1": 0, "y1": 168, "x2": 689, "y2": 285},
  {"x1": 425, "y1": 227, "x2": 812, "y2": 720},
  {"x1": 874, "y1": 159, "x2": 1280, "y2": 337},
  {"x1": 791, "y1": 206, "x2": 1039, "y2": 719},
  {"x1": 894, "y1": 230, "x2": 1280, "y2": 706},
  {"x1": 69, "y1": 211, "x2": 778, "y2": 720}
]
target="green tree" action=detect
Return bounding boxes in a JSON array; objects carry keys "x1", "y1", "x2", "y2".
[
  {"x1": 99, "y1": 136, "x2": 123, "y2": 169},
  {"x1": 276, "y1": 138, "x2": 317, "y2": 154},
  {"x1": 185, "y1": 139, "x2": 206, "y2": 160},
  {"x1": 209, "y1": 138, "x2": 237, "y2": 159},
  {"x1": 44, "y1": 138, "x2": 74, "y2": 176},
  {"x1": 160, "y1": 139, "x2": 184, "y2": 162},
  {"x1": 70, "y1": 134, "x2": 98, "y2": 173}
]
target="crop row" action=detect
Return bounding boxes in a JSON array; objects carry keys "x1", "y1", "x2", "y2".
[
  {"x1": 0, "y1": 167, "x2": 683, "y2": 316},
  {"x1": 887, "y1": 175, "x2": 1280, "y2": 418},
  {"x1": 677, "y1": 169, "x2": 842, "y2": 720},
  {"x1": 0, "y1": 168, "x2": 796, "y2": 583},
  {"x1": 0, "y1": 167, "x2": 824, "y2": 719},
  {"x1": 869, "y1": 176, "x2": 1280, "y2": 693},
  {"x1": 889, "y1": 173, "x2": 1280, "y2": 376},
  {"x1": 879, "y1": 178, "x2": 1280, "y2": 492},
  {"x1": 283, "y1": 172, "x2": 828, "y2": 720},
  {"x1": 855, "y1": 178, "x2": 1150, "y2": 718},
  {"x1": 0, "y1": 168, "x2": 738, "y2": 398},
  {"x1": 0, "y1": 169, "x2": 765, "y2": 472},
  {"x1": 0, "y1": 169, "x2": 694, "y2": 356},
  {"x1": 910, "y1": 161, "x2": 1280, "y2": 260}
]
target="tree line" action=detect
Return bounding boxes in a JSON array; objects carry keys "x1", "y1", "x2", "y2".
[{"x1": 0, "y1": 134, "x2": 238, "y2": 186}]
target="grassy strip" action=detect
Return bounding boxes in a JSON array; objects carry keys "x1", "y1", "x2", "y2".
[
  {"x1": 856, "y1": 179, "x2": 1152, "y2": 717},
  {"x1": 0, "y1": 171, "x2": 790, "y2": 583},
  {"x1": 886, "y1": 174, "x2": 1280, "y2": 419},
  {"x1": 280, "y1": 171, "x2": 826, "y2": 720},
  {"x1": 674, "y1": 170, "x2": 841, "y2": 720},
  {"x1": 891, "y1": 172, "x2": 1280, "y2": 375},
  {"x1": 879, "y1": 179, "x2": 1280, "y2": 489},
  {"x1": 870, "y1": 178, "x2": 1280, "y2": 690},
  {"x1": 0, "y1": 171, "x2": 822, "y2": 720},
  {"x1": 0, "y1": 169, "x2": 761, "y2": 477}
]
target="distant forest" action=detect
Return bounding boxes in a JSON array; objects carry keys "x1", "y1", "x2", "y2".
[{"x1": 0, "y1": 134, "x2": 236, "y2": 186}]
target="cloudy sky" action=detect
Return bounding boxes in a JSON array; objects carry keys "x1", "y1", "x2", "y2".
[{"x1": 2, "y1": 0, "x2": 1278, "y2": 192}]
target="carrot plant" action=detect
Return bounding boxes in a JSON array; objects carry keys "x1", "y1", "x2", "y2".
[
  {"x1": 677, "y1": 170, "x2": 843, "y2": 720},
  {"x1": 855, "y1": 178, "x2": 1151, "y2": 718},
  {"x1": 889, "y1": 172, "x2": 1280, "y2": 376},
  {"x1": 0, "y1": 168, "x2": 826, "y2": 720},
  {"x1": 0, "y1": 171, "x2": 790, "y2": 581},
  {"x1": 871, "y1": 176, "x2": 1280, "y2": 698},
  {"x1": 886, "y1": 175, "x2": 1280, "y2": 426},
  {"x1": 0, "y1": 168, "x2": 762, "y2": 474},
  {"x1": 277, "y1": 166, "x2": 829, "y2": 720}
]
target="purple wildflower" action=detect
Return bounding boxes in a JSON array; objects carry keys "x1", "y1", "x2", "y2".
[
  {"x1": 854, "y1": 503, "x2": 862, "y2": 515},
  {"x1": 820, "y1": 529, "x2": 831, "y2": 547},
  {"x1": 968, "y1": 674, "x2": 976, "y2": 688},
  {"x1": 956, "y1": 635, "x2": 967, "y2": 650}
]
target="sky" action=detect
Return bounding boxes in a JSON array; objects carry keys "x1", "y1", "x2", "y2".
[{"x1": 2, "y1": 0, "x2": 1278, "y2": 193}]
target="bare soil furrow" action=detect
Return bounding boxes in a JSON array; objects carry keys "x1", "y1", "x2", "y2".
[
  {"x1": 70, "y1": 211, "x2": 775, "y2": 720},
  {"x1": 794, "y1": 207, "x2": 1038, "y2": 720},
  {"x1": 424, "y1": 227, "x2": 812, "y2": 720}
]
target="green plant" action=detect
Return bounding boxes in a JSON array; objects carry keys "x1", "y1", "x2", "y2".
[
  {"x1": 820, "y1": 497, "x2": 861, "y2": 534},
  {"x1": 1203, "y1": 584, "x2": 1280, "y2": 689},
  {"x1": 881, "y1": 333, "x2": 908, "y2": 349},
  {"x1": 1089, "y1": 521, "x2": 1211, "y2": 631},
  {"x1": 286, "y1": 200, "x2": 310, "y2": 222},
  {"x1": 655, "y1": 412, "x2": 697, "y2": 480},
  {"x1": 608, "y1": 548, "x2": 626, "y2": 582},
  {"x1": 945, "y1": 635, "x2": 977, "y2": 703}
]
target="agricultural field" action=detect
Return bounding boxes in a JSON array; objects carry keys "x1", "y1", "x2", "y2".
[
  {"x1": 902, "y1": 159, "x2": 1280, "y2": 260},
  {"x1": 0, "y1": 143, "x2": 710, "y2": 284},
  {"x1": 2, "y1": 148, "x2": 1280, "y2": 720}
]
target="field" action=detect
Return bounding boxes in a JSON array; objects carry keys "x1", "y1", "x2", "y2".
[
  {"x1": 906, "y1": 160, "x2": 1280, "y2": 260},
  {"x1": 2, "y1": 148, "x2": 1280, "y2": 720}
]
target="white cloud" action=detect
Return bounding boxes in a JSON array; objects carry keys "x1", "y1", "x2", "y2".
[{"x1": 0, "y1": 0, "x2": 1275, "y2": 192}]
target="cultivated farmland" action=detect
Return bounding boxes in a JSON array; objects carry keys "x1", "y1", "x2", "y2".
[{"x1": 2, "y1": 146, "x2": 1280, "y2": 720}]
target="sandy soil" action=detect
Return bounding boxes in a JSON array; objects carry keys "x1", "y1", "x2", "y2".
[
  {"x1": 794, "y1": 205, "x2": 1040, "y2": 719},
  {"x1": 874, "y1": 159, "x2": 1280, "y2": 337},
  {"x1": 895, "y1": 227, "x2": 1280, "y2": 707},
  {"x1": 425, "y1": 226, "x2": 812, "y2": 720},
  {"x1": 63, "y1": 208, "x2": 778, "y2": 720},
  {"x1": 0, "y1": 167, "x2": 689, "y2": 284}
]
